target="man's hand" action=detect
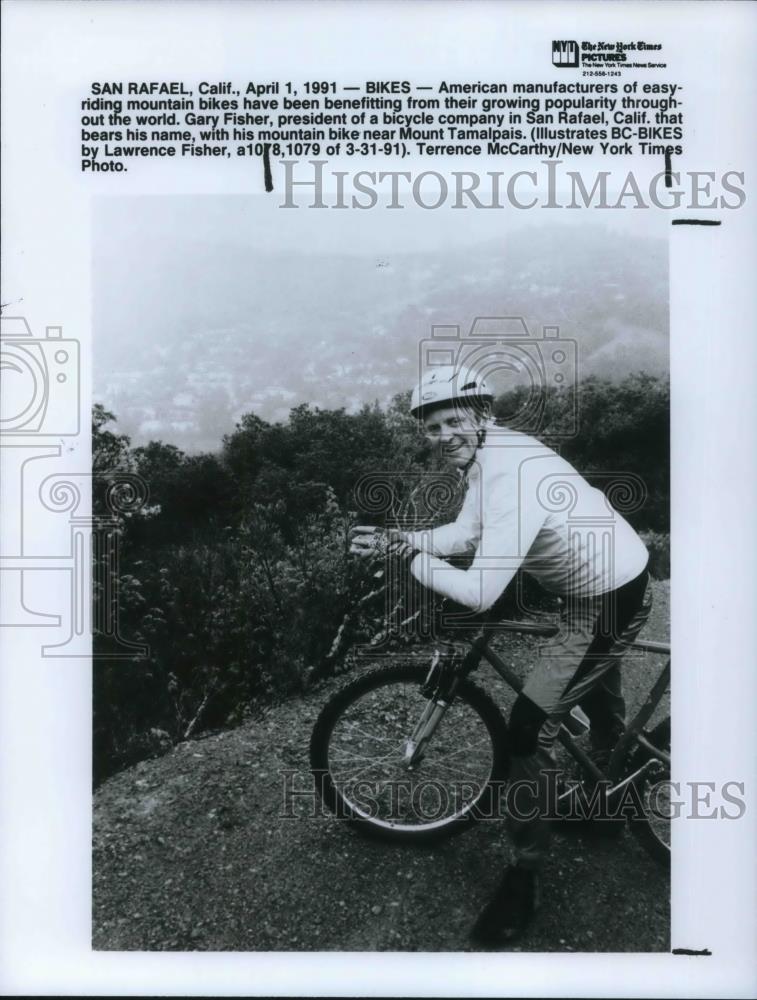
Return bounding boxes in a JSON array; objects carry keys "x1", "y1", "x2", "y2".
[
  {"x1": 349, "y1": 525, "x2": 384, "y2": 559},
  {"x1": 349, "y1": 526, "x2": 417, "y2": 562}
]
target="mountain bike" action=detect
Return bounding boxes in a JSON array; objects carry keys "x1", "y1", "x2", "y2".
[{"x1": 310, "y1": 616, "x2": 671, "y2": 866}]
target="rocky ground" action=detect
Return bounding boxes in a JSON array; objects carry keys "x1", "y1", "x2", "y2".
[{"x1": 93, "y1": 583, "x2": 670, "y2": 953}]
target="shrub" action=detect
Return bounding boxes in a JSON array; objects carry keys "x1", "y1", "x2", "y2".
[
  {"x1": 639, "y1": 530, "x2": 671, "y2": 580},
  {"x1": 93, "y1": 373, "x2": 670, "y2": 781}
]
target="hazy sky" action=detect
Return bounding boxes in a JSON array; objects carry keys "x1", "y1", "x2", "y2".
[
  {"x1": 93, "y1": 195, "x2": 668, "y2": 450},
  {"x1": 95, "y1": 190, "x2": 669, "y2": 259}
]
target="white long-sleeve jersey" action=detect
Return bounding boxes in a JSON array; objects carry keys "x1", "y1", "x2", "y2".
[{"x1": 404, "y1": 431, "x2": 649, "y2": 612}]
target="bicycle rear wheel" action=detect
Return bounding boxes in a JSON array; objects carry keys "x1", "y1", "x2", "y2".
[
  {"x1": 628, "y1": 716, "x2": 671, "y2": 867},
  {"x1": 310, "y1": 662, "x2": 509, "y2": 843}
]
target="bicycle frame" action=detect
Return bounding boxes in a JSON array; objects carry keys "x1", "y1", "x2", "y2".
[{"x1": 414, "y1": 621, "x2": 670, "y2": 790}]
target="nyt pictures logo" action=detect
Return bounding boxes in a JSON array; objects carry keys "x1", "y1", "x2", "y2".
[{"x1": 552, "y1": 40, "x2": 579, "y2": 67}]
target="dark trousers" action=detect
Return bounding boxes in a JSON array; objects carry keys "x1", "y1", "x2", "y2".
[{"x1": 507, "y1": 570, "x2": 653, "y2": 868}]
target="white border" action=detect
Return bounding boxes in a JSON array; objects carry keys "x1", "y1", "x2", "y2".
[{"x1": 1, "y1": 1, "x2": 756, "y2": 996}]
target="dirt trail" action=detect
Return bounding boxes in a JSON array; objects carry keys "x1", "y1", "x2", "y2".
[{"x1": 93, "y1": 584, "x2": 670, "y2": 952}]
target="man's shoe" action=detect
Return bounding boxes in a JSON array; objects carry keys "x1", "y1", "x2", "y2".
[{"x1": 471, "y1": 866, "x2": 540, "y2": 945}]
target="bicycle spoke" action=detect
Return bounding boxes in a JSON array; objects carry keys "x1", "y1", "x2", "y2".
[
  {"x1": 328, "y1": 749, "x2": 405, "y2": 783},
  {"x1": 420, "y1": 758, "x2": 490, "y2": 784},
  {"x1": 328, "y1": 748, "x2": 404, "y2": 764},
  {"x1": 337, "y1": 720, "x2": 406, "y2": 749},
  {"x1": 427, "y1": 739, "x2": 494, "y2": 760},
  {"x1": 312, "y1": 665, "x2": 508, "y2": 834}
]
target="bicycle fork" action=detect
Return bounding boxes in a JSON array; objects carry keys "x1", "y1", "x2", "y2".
[
  {"x1": 402, "y1": 697, "x2": 454, "y2": 768},
  {"x1": 402, "y1": 644, "x2": 479, "y2": 768}
]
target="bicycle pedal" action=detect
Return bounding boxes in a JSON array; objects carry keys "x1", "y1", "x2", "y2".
[{"x1": 563, "y1": 705, "x2": 591, "y2": 737}]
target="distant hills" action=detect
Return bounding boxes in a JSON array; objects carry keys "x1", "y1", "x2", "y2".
[{"x1": 95, "y1": 223, "x2": 667, "y2": 452}]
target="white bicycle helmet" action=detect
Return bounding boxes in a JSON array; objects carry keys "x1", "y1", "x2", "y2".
[{"x1": 410, "y1": 365, "x2": 493, "y2": 418}]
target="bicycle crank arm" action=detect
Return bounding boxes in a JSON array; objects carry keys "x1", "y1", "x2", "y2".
[
  {"x1": 635, "y1": 732, "x2": 671, "y2": 768},
  {"x1": 557, "y1": 759, "x2": 662, "y2": 808},
  {"x1": 556, "y1": 781, "x2": 582, "y2": 802},
  {"x1": 603, "y1": 759, "x2": 657, "y2": 801}
]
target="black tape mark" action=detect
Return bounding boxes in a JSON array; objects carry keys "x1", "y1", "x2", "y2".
[
  {"x1": 664, "y1": 148, "x2": 673, "y2": 188},
  {"x1": 263, "y1": 144, "x2": 273, "y2": 192},
  {"x1": 671, "y1": 219, "x2": 722, "y2": 226},
  {"x1": 672, "y1": 947, "x2": 712, "y2": 956}
]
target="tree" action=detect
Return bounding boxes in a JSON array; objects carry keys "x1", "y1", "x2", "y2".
[{"x1": 92, "y1": 403, "x2": 133, "y2": 474}]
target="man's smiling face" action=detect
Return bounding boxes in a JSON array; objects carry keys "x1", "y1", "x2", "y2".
[{"x1": 422, "y1": 404, "x2": 486, "y2": 469}]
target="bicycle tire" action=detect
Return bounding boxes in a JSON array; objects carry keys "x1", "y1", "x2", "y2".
[
  {"x1": 310, "y1": 662, "x2": 510, "y2": 844},
  {"x1": 627, "y1": 716, "x2": 671, "y2": 867}
]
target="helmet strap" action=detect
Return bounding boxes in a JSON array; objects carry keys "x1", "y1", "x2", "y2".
[{"x1": 459, "y1": 426, "x2": 488, "y2": 477}]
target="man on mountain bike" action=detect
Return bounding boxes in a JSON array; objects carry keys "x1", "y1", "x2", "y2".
[{"x1": 350, "y1": 365, "x2": 652, "y2": 943}]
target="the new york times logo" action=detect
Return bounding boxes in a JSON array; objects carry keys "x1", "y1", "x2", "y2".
[{"x1": 552, "y1": 40, "x2": 580, "y2": 68}]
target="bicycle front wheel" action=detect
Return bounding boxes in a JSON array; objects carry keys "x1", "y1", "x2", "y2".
[{"x1": 310, "y1": 662, "x2": 509, "y2": 843}]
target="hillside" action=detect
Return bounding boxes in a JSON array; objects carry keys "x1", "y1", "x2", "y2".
[{"x1": 93, "y1": 584, "x2": 670, "y2": 952}]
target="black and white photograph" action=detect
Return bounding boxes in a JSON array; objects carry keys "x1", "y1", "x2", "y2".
[
  {"x1": 1, "y1": 1, "x2": 756, "y2": 996},
  {"x1": 91, "y1": 200, "x2": 671, "y2": 953}
]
